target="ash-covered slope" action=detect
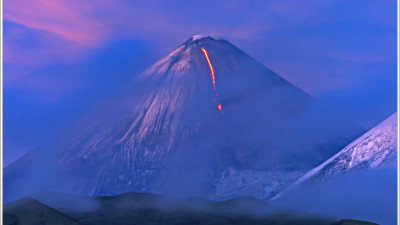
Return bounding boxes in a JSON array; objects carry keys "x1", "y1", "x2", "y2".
[
  {"x1": 4, "y1": 36, "x2": 364, "y2": 202},
  {"x1": 272, "y1": 112, "x2": 397, "y2": 200}
]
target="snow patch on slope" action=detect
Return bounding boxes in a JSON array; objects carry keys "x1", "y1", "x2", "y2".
[{"x1": 213, "y1": 168, "x2": 303, "y2": 200}]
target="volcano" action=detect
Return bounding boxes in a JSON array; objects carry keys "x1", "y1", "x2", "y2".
[{"x1": 4, "y1": 36, "x2": 364, "y2": 202}]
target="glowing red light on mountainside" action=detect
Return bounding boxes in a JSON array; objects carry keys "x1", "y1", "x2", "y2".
[
  {"x1": 201, "y1": 47, "x2": 216, "y2": 89},
  {"x1": 201, "y1": 47, "x2": 223, "y2": 112}
]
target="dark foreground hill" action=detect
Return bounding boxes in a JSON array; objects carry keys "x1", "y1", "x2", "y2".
[
  {"x1": 4, "y1": 191, "x2": 378, "y2": 225},
  {"x1": 4, "y1": 198, "x2": 81, "y2": 225}
]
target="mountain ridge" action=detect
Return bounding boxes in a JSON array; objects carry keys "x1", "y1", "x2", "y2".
[{"x1": 272, "y1": 112, "x2": 397, "y2": 200}]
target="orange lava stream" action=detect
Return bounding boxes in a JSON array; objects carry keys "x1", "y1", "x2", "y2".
[
  {"x1": 201, "y1": 47, "x2": 216, "y2": 89},
  {"x1": 201, "y1": 47, "x2": 223, "y2": 113}
]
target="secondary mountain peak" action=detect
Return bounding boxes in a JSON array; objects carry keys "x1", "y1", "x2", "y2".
[{"x1": 272, "y1": 112, "x2": 397, "y2": 200}]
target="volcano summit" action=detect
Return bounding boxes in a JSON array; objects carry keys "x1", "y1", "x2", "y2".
[{"x1": 4, "y1": 36, "x2": 364, "y2": 202}]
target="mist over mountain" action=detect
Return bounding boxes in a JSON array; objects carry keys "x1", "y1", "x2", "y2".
[{"x1": 4, "y1": 36, "x2": 364, "y2": 202}]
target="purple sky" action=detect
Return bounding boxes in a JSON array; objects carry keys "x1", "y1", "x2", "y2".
[{"x1": 3, "y1": 0, "x2": 397, "y2": 166}]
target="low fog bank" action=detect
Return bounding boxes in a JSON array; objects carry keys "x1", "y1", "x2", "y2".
[
  {"x1": 272, "y1": 162, "x2": 397, "y2": 225},
  {"x1": 31, "y1": 191, "x2": 297, "y2": 218},
  {"x1": 21, "y1": 191, "x2": 342, "y2": 225}
]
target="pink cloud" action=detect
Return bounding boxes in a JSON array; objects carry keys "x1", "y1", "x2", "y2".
[
  {"x1": 3, "y1": 0, "x2": 108, "y2": 70},
  {"x1": 4, "y1": 0, "x2": 106, "y2": 46},
  {"x1": 3, "y1": 27, "x2": 84, "y2": 66},
  {"x1": 4, "y1": 0, "x2": 395, "y2": 97},
  {"x1": 3, "y1": 0, "x2": 327, "y2": 67}
]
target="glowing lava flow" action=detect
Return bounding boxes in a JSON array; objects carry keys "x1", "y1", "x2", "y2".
[
  {"x1": 201, "y1": 47, "x2": 223, "y2": 112},
  {"x1": 201, "y1": 47, "x2": 216, "y2": 89},
  {"x1": 217, "y1": 103, "x2": 222, "y2": 111}
]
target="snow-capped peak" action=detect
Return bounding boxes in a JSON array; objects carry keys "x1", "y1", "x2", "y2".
[
  {"x1": 140, "y1": 35, "x2": 223, "y2": 78},
  {"x1": 192, "y1": 34, "x2": 209, "y2": 41},
  {"x1": 191, "y1": 35, "x2": 224, "y2": 42}
]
